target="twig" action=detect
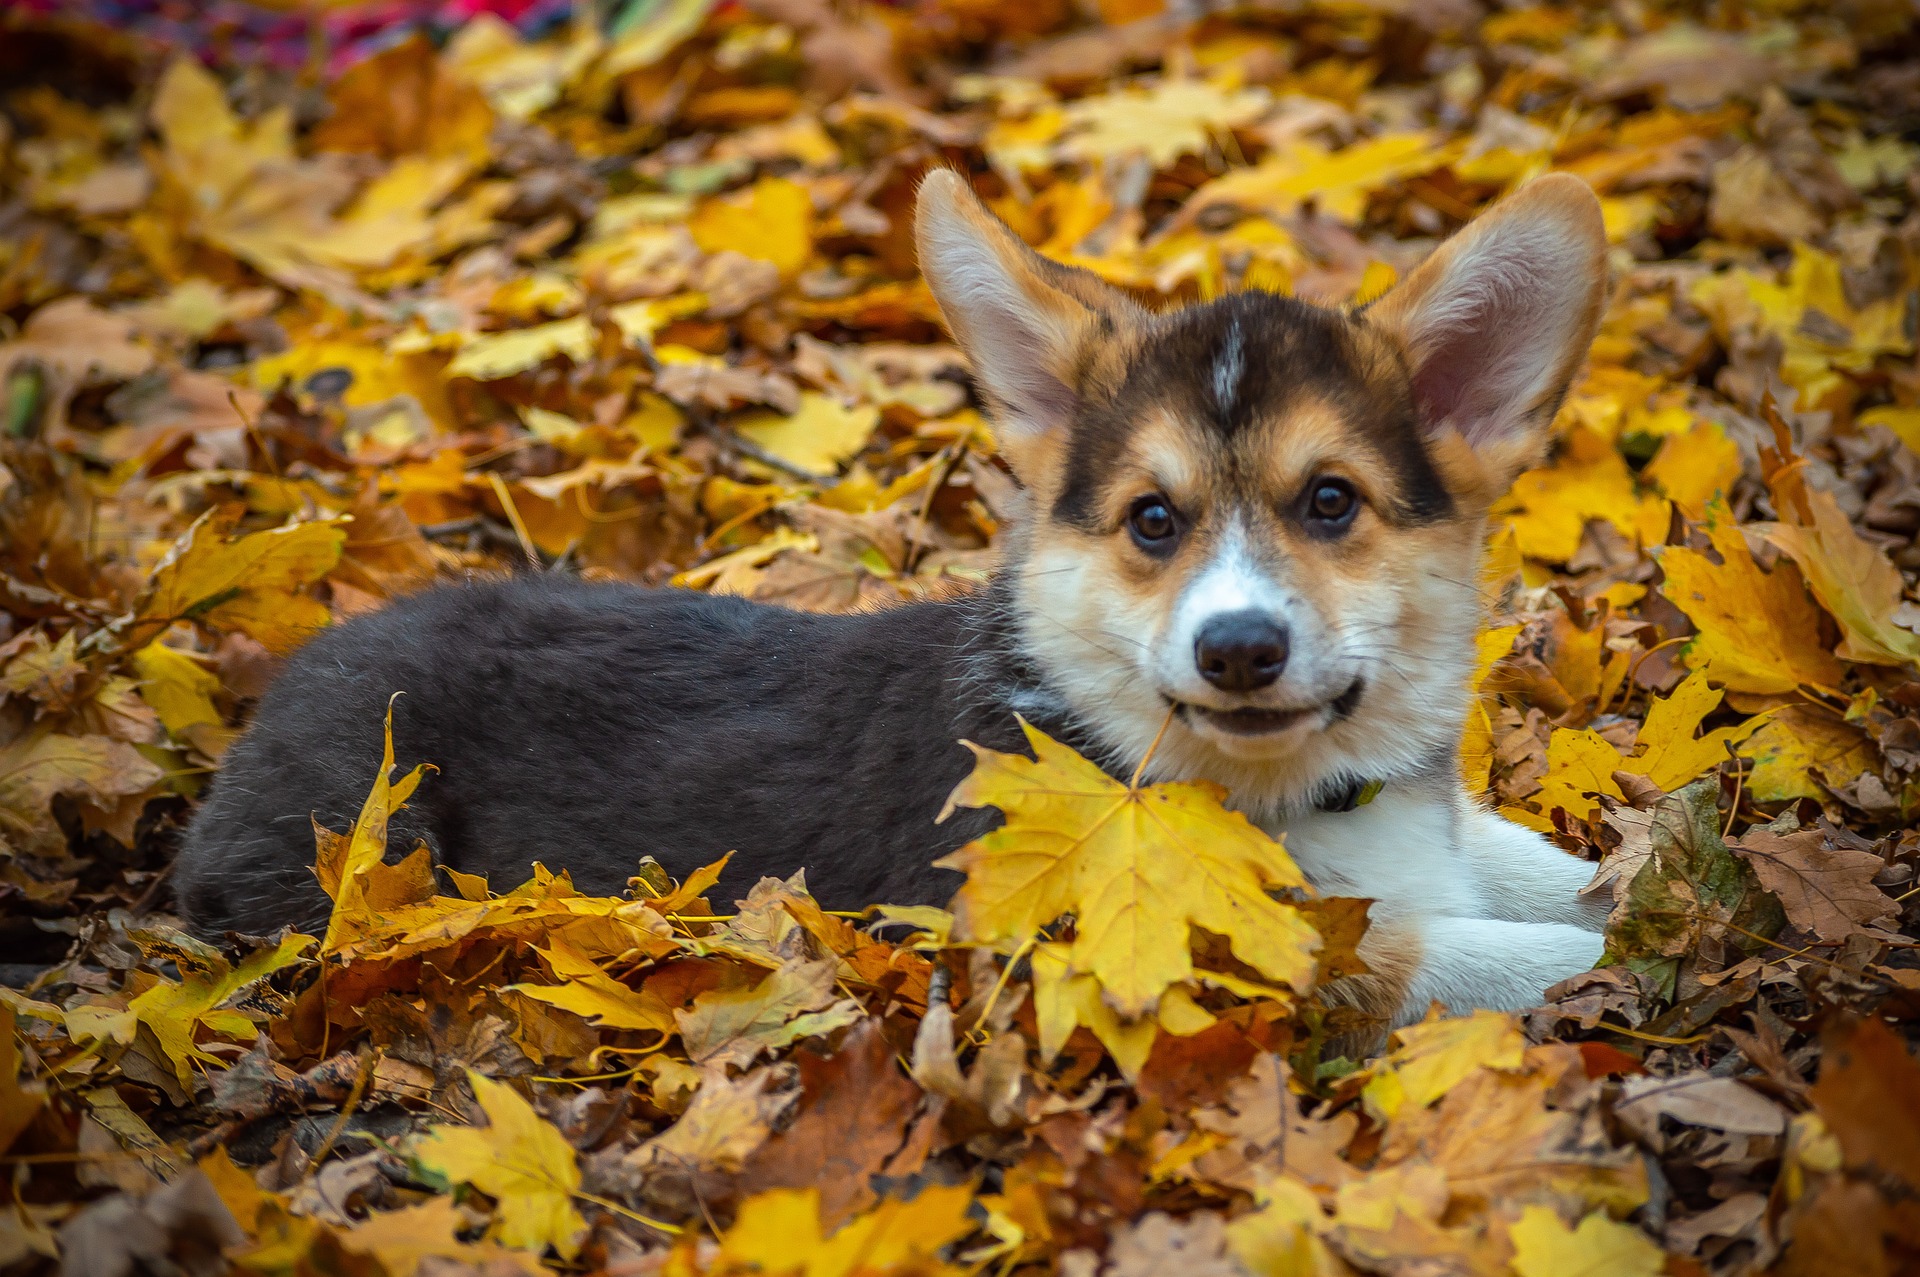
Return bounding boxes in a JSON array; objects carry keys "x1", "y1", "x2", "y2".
[
  {"x1": 903, "y1": 442, "x2": 969, "y2": 575},
  {"x1": 306, "y1": 1049, "x2": 380, "y2": 1169},
  {"x1": 484, "y1": 471, "x2": 544, "y2": 570},
  {"x1": 691, "y1": 406, "x2": 833, "y2": 484}
]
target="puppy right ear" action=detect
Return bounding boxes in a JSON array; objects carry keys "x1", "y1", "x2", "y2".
[{"x1": 914, "y1": 169, "x2": 1143, "y2": 452}]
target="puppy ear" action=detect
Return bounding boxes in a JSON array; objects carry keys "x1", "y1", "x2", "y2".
[
  {"x1": 1367, "y1": 173, "x2": 1608, "y2": 476},
  {"x1": 914, "y1": 169, "x2": 1144, "y2": 452}
]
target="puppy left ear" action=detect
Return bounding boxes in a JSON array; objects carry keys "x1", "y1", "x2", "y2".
[{"x1": 1367, "y1": 173, "x2": 1608, "y2": 476}]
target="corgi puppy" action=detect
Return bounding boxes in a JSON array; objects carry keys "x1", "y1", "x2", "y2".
[{"x1": 176, "y1": 170, "x2": 1612, "y2": 1026}]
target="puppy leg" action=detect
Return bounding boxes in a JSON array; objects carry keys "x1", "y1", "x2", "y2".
[
  {"x1": 1396, "y1": 916, "x2": 1605, "y2": 1024},
  {"x1": 1454, "y1": 800, "x2": 1611, "y2": 930}
]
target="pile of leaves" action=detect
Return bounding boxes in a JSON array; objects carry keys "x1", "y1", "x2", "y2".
[{"x1": 4, "y1": 0, "x2": 1920, "y2": 1272}]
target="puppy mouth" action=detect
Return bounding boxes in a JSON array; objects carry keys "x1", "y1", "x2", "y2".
[{"x1": 1172, "y1": 679, "x2": 1366, "y2": 737}]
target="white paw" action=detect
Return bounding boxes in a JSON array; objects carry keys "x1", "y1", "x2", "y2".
[{"x1": 1398, "y1": 918, "x2": 1606, "y2": 1023}]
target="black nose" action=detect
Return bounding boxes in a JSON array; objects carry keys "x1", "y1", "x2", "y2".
[{"x1": 1194, "y1": 611, "x2": 1289, "y2": 692}]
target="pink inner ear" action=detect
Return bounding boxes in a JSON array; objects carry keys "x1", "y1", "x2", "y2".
[
  {"x1": 1404, "y1": 271, "x2": 1570, "y2": 445},
  {"x1": 1007, "y1": 359, "x2": 1081, "y2": 433},
  {"x1": 1409, "y1": 323, "x2": 1504, "y2": 443}
]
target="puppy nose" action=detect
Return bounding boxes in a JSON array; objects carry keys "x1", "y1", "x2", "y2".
[{"x1": 1194, "y1": 611, "x2": 1289, "y2": 692}]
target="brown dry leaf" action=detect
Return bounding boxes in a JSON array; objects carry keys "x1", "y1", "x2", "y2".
[
  {"x1": 1731, "y1": 821, "x2": 1898, "y2": 943},
  {"x1": 623, "y1": 1065, "x2": 795, "y2": 1192},
  {"x1": 733, "y1": 1018, "x2": 923, "y2": 1226},
  {"x1": 1806, "y1": 1017, "x2": 1920, "y2": 1216},
  {"x1": 310, "y1": 34, "x2": 494, "y2": 164}
]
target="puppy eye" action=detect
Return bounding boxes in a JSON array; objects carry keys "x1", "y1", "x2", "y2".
[
  {"x1": 1306, "y1": 478, "x2": 1358, "y2": 528},
  {"x1": 1127, "y1": 495, "x2": 1179, "y2": 550}
]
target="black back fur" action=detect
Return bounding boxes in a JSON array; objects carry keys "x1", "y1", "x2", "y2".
[{"x1": 175, "y1": 577, "x2": 1062, "y2": 936}]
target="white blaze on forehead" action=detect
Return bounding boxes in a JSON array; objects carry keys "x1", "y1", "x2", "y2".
[
  {"x1": 1212, "y1": 318, "x2": 1245, "y2": 416},
  {"x1": 1170, "y1": 518, "x2": 1291, "y2": 647}
]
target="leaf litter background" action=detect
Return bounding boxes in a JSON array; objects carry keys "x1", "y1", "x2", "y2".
[{"x1": 3, "y1": 0, "x2": 1920, "y2": 1273}]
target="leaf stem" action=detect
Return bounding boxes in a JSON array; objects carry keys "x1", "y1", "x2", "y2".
[
  {"x1": 1130, "y1": 705, "x2": 1178, "y2": 788},
  {"x1": 574, "y1": 1188, "x2": 683, "y2": 1235},
  {"x1": 970, "y1": 931, "x2": 1040, "y2": 1045}
]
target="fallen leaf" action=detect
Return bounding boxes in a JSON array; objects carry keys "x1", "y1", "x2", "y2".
[
  {"x1": 1361, "y1": 1009, "x2": 1526, "y2": 1121},
  {"x1": 1508, "y1": 1205, "x2": 1664, "y2": 1277},
  {"x1": 1604, "y1": 780, "x2": 1785, "y2": 984},
  {"x1": 411, "y1": 1069, "x2": 587, "y2": 1259},
  {"x1": 1657, "y1": 516, "x2": 1845, "y2": 694},
  {"x1": 733, "y1": 393, "x2": 881, "y2": 476},
  {"x1": 139, "y1": 513, "x2": 347, "y2": 655},
  {"x1": 510, "y1": 938, "x2": 678, "y2": 1036},
  {"x1": 712, "y1": 1182, "x2": 976, "y2": 1277},
  {"x1": 734, "y1": 1018, "x2": 923, "y2": 1226},
  {"x1": 336, "y1": 1196, "x2": 547, "y2": 1277},
  {"x1": 447, "y1": 317, "x2": 598, "y2": 381},
  {"x1": 122, "y1": 930, "x2": 314, "y2": 1090},
  {"x1": 1763, "y1": 484, "x2": 1920, "y2": 669},
  {"x1": 675, "y1": 957, "x2": 863, "y2": 1069},
  {"x1": 1732, "y1": 819, "x2": 1898, "y2": 943},
  {"x1": 0, "y1": 728, "x2": 165, "y2": 858},
  {"x1": 688, "y1": 176, "x2": 814, "y2": 277},
  {"x1": 938, "y1": 718, "x2": 1319, "y2": 1018}
]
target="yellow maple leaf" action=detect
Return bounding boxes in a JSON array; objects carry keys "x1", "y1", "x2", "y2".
[
  {"x1": 338, "y1": 1197, "x2": 549, "y2": 1277},
  {"x1": 1632, "y1": 672, "x2": 1764, "y2": 788},
  {"x1": 1656, "y1": 516, "x2": 1845, "y2": 694},
  {"x1": 121, "y1": 931, "x2": 314, "y2": 1090},
  {"x1": 1361, "y1": 1009, "x2": 1526, "y2": 1122},
  {"x1": 1763, "y1": 484, "x2": 1920, "y2": 669},
  {"x1": 131, "y1": 641, "x2": 232, "y2": 757},
  {"x1": 411, "y1": 1069, "x2": 587, "y2": 1259},
  {"x1": 1462, "y1": 623, "x2": 1524, "y2": 793},
  {"x1": 938, "y1": 719, "x2": 1318, "y2": 1018},
  {"x1": 1180, "y1": 132, "x2": 1444, "y2": 226},
  {"x1": 1525, "y1": 672, "x2": 1762, "y2": 827},
  {"x1": 688, "y1": 176, "x2": 813, "y2": 277},
  {"x1": 1225, "y1": 1173, "x2": 1340, "y2": 1277},
  {"x1": 140, "y1": 513, "x2": 347, "y2": 655},
  {"x1": 1028, "y1": 941, "x2": 1220, "y2": 1080},
  {"x1": 1747, "y1": 705, "x2": 1881, "y2": 803},
  {"x1": 1689, "y1": 245, "x2": 1911, "y2": 414},
  {"x1": 1508, "y1": 1205, "x2": 1664, "y2": 1277},
  {"x1": 447, "y1": 316, "x2": 598, "y2": 381},
  {"x1": 1057, "y1": 80, "x2": 1272, "y2": 168},
  {"x1": 1859, "y1": 404, "x2": 1920, "y2": 454},
  {"x1": 733, "y1": 393, "x2": 881, "y2": 477},
  {"x1": 715, "y1": 1183, "x2": 976, "y2": 1277},
  {"x1": 1495, "y1": 429, "x2": 1670, "y2": 563},
  {"x1": 1643, "y1": 420, "x2": 1743, "y2": 519}
]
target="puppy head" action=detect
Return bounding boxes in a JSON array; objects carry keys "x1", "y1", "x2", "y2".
[{"x1": 916, "y1": 170, "x2": 1607, "y2": 806}]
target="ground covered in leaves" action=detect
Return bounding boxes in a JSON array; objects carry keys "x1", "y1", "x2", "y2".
[{"x1": 4, "y1": 0, "x2": 1920, "y2": 1273}]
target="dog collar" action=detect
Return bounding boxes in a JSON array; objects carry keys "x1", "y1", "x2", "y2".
[{"x1": 1319, "y1": 777, "x2": 1384, "y2": 813}]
